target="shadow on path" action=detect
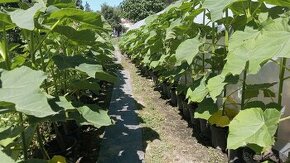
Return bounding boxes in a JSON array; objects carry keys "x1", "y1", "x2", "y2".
[{"x1": 97, "y1": 46, "x2": 159, "y2": 163}]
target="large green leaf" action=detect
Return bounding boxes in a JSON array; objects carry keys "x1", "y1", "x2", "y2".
[
  {"x1": 77, "y1": 105, "x2": 112, "y2": 128},
  {"x1": 195, "y1": 98, "x2": 218, "y2": 120},
  {"x1": 9, "y1": 3, "x2": 45, "y2": 30},
  {"x1": 47, "y1": 0, "x2": 76, "y2": 8},
  {"x1": 0, "y1": 12, "x2": 15, "y2": 30},
  {"x1": 186, "y1": 76, "x2": 208, "y2": 103},
  {"x1": 70, "y1": 80, "x2": 100, "y2": 94},
  {"x1": 174, "y1": 37, "x2": 201, "y2": 66},
  {"x1": 203, "y1": 0, "x2": 244, "y2": 22},
  {"x1": 0, "y1": 0, "x2": 19, "y2": 3},
  {"x1": 208, "y1": 16, "x2": 290, "y2": 100},
  {"x1": 53, "y1": 25, "x2": 96, "y2": 44},
  {"x1": 227, "y1": 108, "x2": 281, "y2": 152},
  {"x1": 48, "y1": 8, "x2": 103, "y2": 28},
  {"x1": 76, "y1": 63, "x2": 116, "y2": 83},
  {"x1": 223, "y1": 17, "x2": 290, "y2": 76},
  {"x1": 259, "y1": 0, "x2": 290, "y2": 7},
  {"x1": 0, "y1": 66, "x2": 57, "y2": 117},
  {"x1": 0, "y1": 150, "x2": 15, "y2": 163},
  {"x1": 0, "y1": 126, "x2": 23, "y2": 147},
  {"x1": 52, "y1": 55, "x2": 90, "y2": 70},
  {"x1": 207, "y1": 75, "x2": 227, "y2": 102}
]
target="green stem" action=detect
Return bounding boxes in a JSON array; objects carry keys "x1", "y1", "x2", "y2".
[
  {"x1": 211, "y1": 23, "x2": 215, "y2": 54},
  {"x1": 279, "y1": 116, "x2": 290, "y2": 122},
  {"x1": 241, "y1": 62, "x2": 249, "y2": 109},
  {"x1": 202, "y1": 10, "x2": 206, "y2": 72},
  {"x1": 30, "y1": 19, "x2": 62, "y2": 59},
  {"x1": 225, "y1": 9, "x2": 229, "y2": 51},
  {"x1": 19, "y1": 113, "x2": 28, "y2": 161},
  {"x1": 2, "y1": 25, "x2": 10, "y2": 70},
  {"x1": 278, "y1": 58, "x2": 287, "y2": 106},
  {"x1": 30, "y1": 31, "x2": 35, "y2": 66},
  {"x1": 36, "y1": 125, "x2": 50, "y2": 160}
]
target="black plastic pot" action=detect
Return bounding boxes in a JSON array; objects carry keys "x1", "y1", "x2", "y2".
[
  {"x1": 170, "y1": 88, "x2": 177, "y2": 106},
  {"x1": 188, "y1": 104, "x2": 195, "y2": 125},
  {"x1": 210, "y1": 125, "x2": 228, "y2": 151},
  {"x1": 182, "y1": 101, "x2": 190, "y2": 121},
  {"x1": 45, "y1": 136, "x2": 77, "y2": 158},
  {"x1": 165, "y1": 84, "x2": 171, "y2": 99},
  {"x1": 161, "y1": 83, "x2": 167, "y2": 97},
  {"x1": 177, "y1": 94, "x2": 184, "y2": 111},
  {"x1": 228, "y1": 148, "x2": 244, "y2": 163},
  {"x1": 198, "y1": 119, "x2": 211, "y2": 140}
]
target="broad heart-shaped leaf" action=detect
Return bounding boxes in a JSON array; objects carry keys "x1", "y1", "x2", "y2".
[
  {"x1": 245, "y1": 82, "x2": 277, "y2": 99},
  {"x1": 208, "y1": 110, "x2": 231, "y2": 127},
  {"x1": 76, "y1": 63, "x2": 116, "y2": 83},
  {"x1": 210, "y1": 16, "x2": 290, "y2": 100},
  {"x1": 52, "y1": 55, "x2": 91, "y2": 70},
  {"x1": 0, "y1": 12, "x2": 15, "y2": 30},
  {"x1": 53, "y1": 25, "x2": 96, "y2": 44},
  {"x1": 47, "y1": 0, "x2": 76, "y2": 8},
  {"x1": 0, "y1": 0, "x2": 19, "y2": 3},
  {"x1": 0, "y1": 126, "x2": 23, "y2": 147},
  {"x1": 48, "y1": 8, "x2": 103, "y2": 28},
  {"x1": 0, "y1": 66, "x2": 57, "y2": 117},
  {"x1": 259, "y1": 0, "x2": 290, "y2": 7},
  {"x1": 9, "y1": 3, "x2": 45, "y2": 30},
  {"x1": 70, "y1": 79, "x2": 100, "y2": 94},
  {"x1": 186, "y1": 76, "x2": 208, "y2": 103},
  {"x1": 203, "y1": 0, "x2": 245, "y2": 22},
  {"x1": 195, "y1": 98, "x2": 218, "y2": 120},
  {"x1": 227, "y1": 108, "x2": 281, "y2": 153},
  {"x1": 207, "y1": 75, "x2": 227, "y2": 102},
  {"x1": 0, "y1": 150, "x2": 15, "y2": 163},
  {"x1": 174, "y1": 37, "x2": 202, "y2": 66},
  {"x1": 223, "y1": 17, "x2": 290, "y2": 76},
  {"x1": 77, "y1": 105, "x2": 112, "y2": 128}
]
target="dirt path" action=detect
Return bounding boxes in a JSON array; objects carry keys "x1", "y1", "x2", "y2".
[
  {"x1": 121, "y1": 52, "x2": 228, "y2": 163},
  {"x1": 97, "y1": 46, "x2": 144, "y2": 163}
]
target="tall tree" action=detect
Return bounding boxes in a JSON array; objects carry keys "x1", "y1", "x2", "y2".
[
  {"x1": 120, "y1": 0, "x2": 166, "y2": 22},
  {"x1": 84, "y1": 1, "x2": 92, "y2": 11},
  {"x1": 101, "y1": 4, "x2": 122, "y2": 36},
  {"x1": 76, "y1": 0, "x2": 84, "y2": 10}
]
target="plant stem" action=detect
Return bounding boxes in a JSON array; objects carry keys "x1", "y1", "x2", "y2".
[
  {"x1": 225, "y1": 9, "x2": 229, "y2": 51},
  {"x1": 211, "y1": 23, "x2": 215, "y2": 54},
  {"x1": 202, "y1": 10, "x2": 206, "y2": 72},
  {"x1": 241, "y1": 62, "x2": 249, "y2": 109},
  {"x1": 36, "y1": 125, "x2": 50, "y2": 160},
  {"x1": 278, "y1": 58, "x2": 287, "y2": 106},
  {"x1": 279, "y1": 116, "x2": 290, "y2": 122},
  {"x1": 30, "y1": 19, "x2": 62, "y2": 59},
  {"x1": 2, "y1": 25, "x2": 10, "y2": 70},
  {"x1": 19, "y1": 113, "x2": 28, "y2": 161}
]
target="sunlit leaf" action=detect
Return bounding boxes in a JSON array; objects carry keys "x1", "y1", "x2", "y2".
[
  {"x1": 0, "y1": 66, "x2": 57, "y2": 117},
  {"x1": 227, "y1": 108, "x2": 281, "y2": 153}
]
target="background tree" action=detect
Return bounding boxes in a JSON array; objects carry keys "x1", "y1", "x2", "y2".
[
  {"x1": 76, "y1": 0, "x2": 84, "y2": 10},
  {"x1": 84, "y1": 1, "x2": 92, "y2": 11},
  {"x1": 120, "y1": 0, "x2": 167, "y2": 22},
  {"x1": 101, "y1": 4, "x2": 122, "y2": 36}
]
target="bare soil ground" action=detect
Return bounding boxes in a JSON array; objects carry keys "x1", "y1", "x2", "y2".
[{"x1": 121, "y1": 54, "x2": 228, "y2": 163}]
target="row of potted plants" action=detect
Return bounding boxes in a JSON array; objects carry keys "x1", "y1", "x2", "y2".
[
  {"x1": 120, "y1": 0, "x2": 290, "y2": 162},
  {"x1": 0, "y1": 0, "x2": 115, "y2": 162}
]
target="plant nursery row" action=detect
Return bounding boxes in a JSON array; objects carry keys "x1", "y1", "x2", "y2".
[
  {"x1": 0, "y1": 0, "x2": 116, "y2": 162},
  {"x1": 120, "y1": 0, "x2": 290, "y2": 162}
]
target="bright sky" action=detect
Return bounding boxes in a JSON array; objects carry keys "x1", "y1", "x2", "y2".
[{"x1": 82, "y1": 0, "x2": 124, "y2": 11}]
